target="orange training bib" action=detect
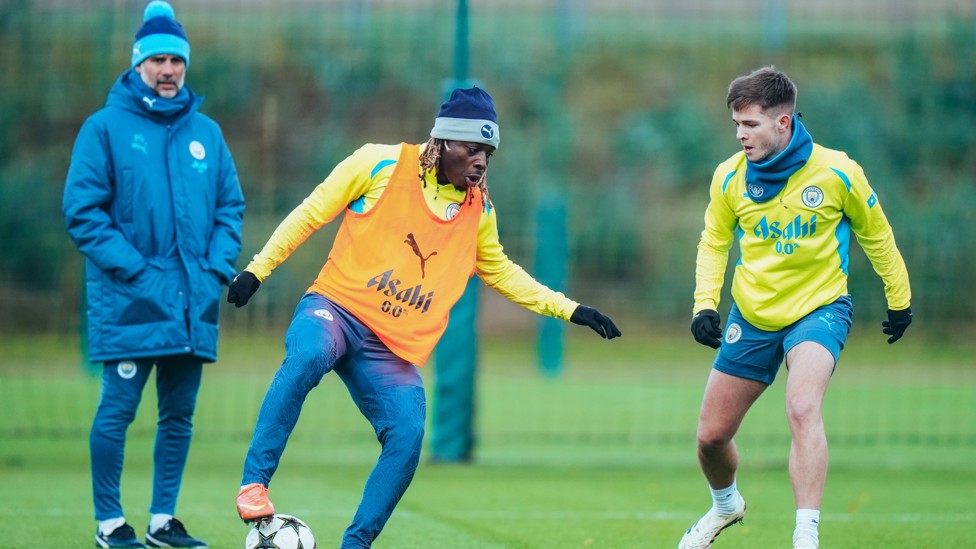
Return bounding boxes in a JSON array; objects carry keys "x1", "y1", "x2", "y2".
[{"x1": 310, "y1": 143, "x2": 481, "y2": 365}]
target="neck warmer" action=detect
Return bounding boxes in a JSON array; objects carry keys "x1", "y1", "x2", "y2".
[
  {"x1": 744, "y1": 115, "x2": 813, "y2": 203},
  {"x1": 111, "y1": 68, "x2": 196, "y2": 121}
]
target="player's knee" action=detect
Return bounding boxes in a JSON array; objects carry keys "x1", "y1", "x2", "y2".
[
  {"x1": 785, "y1": 393, "x2": 821, "y2": 427},
  {"x1": 94, "y1": 397, "x2": 140, "y2": 429},
  {"x1": 157, "y1": 408, "x2": 194, "y2": 437},
  {"x1": 696, "y1": 427, "x2": 733, "y2": 453},
  {"x1": 387, "y1": 418, "x2": 425, "y2": 456},
  {"x1": 391, "y1": 407, "x2": 426, "y2": 448},
  {"x1": 377, "y1": 386, "x2": 426, "y2": 450}
]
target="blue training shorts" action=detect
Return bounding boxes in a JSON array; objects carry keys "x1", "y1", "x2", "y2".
[{"x1": 713, "y1": 295, "x2": 854, "y2": 385}]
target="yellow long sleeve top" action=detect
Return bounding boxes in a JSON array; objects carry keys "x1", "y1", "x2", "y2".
[
  {"x1": 245, "y1": 142, "x2": 578, "y2": 321},
  {"x1": 694, "y1": 144, "x2": 911, "y2": 330}
]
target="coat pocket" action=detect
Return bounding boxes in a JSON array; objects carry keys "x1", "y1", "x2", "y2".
[{"x1": 111, "y1": 264, "x2": 175, "y2": 326}]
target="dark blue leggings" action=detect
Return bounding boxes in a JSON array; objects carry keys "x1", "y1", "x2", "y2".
[{"x1": 241, "y1": 293, "x2": 425, "y2": 548}]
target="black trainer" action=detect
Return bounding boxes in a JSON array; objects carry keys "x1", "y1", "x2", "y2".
[
  {"x1": 145, "y1": 518, "x2": 207, "y2": 548},
  {"x1": 95, "y1": 523, "x2": 147, "y2": 548}
]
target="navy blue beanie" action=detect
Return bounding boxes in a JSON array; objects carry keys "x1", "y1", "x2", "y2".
[
  {"x1": 131, "y1": 1, "x2": 191, "y2": 68},
  {"x1": 430, "y1": 86, "x2": 500, "y2": 149}
]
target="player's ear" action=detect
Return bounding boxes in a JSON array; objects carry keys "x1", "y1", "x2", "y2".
[{"x1": 778, "y1": 112, "x2": 792, "y2": 133}]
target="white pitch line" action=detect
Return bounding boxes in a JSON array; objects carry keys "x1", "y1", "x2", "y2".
[{"x1": 435, "y1": 510, "x2": 976, "y2": 523}]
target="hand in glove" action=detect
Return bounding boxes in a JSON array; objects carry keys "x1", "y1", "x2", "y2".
[
  {"x1": 691, "y1": 309, "x2": 722, "y2": 349},
  {"x1": 570, "y1": 305, "x2": 621, "y2": 339},
  {"x1": 882, "y1": 307, "x2": 912, "y2": 344},
  {"x1": 227, "y1": 271, "x2": 261, "y2": 308}
]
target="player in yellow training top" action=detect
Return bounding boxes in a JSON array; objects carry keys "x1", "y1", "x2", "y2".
[
  {"x1": 679, "y1": 67, "x2": 912, "y2": 549},
  {"x1": 226, "y1": 86, "x2": 620, "y2": 548}
]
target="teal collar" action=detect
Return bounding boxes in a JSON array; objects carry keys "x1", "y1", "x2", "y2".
[{"x1": 744, "y1": 114, "x2": 813, "y2": 203}]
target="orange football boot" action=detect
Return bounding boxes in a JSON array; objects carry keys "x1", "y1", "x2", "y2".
[{"x1": 236, "y1": 483, "x2": 275, "y2": 522}]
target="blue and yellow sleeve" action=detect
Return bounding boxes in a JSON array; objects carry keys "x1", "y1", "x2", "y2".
[
  {"x1": 694, "y1": 161, "x2": 740, "y2": 316},
  {"x1": 842, "y1": 164, "x2": 912, "y2": 310},
  {"x1": 475, "y1": 207, "x2": 579, "y2": 320}
]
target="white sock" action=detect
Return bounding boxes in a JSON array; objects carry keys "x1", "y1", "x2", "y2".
[
  {"x1": 149, "y1": 513, "x2": 173, "y2": 533},
  {"x1": 710, "y1": 481, "x2": 739, "y2": 515},
  {"x1": 795, "y1": 508, "x2": 820, "y2": 541},
  {"x1": 98, "y1": 517, "x2": 126, "y2": 536}
]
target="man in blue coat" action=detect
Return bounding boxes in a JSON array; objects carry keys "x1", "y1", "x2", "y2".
[{"x1": 62, "y1": 2, "x2": 245, "y2": 547}]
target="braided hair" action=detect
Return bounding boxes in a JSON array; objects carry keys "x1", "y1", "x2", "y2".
[{"x1": 418, "y1": 138, "x2": 491, "y2": 210}]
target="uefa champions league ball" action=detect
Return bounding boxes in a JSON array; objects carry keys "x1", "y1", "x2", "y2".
[{"x1": 244, "y1": 514, "x2": 316, "y2": 549}]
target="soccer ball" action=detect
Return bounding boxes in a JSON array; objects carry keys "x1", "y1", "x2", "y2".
[{"x1": 244, "y1": 514, "x2": 316, "y2": 549}]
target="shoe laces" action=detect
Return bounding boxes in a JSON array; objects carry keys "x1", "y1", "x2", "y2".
[
  {"x1": 161, "y1": 518, "x2": 188, "y2": 536},
  {"x1": 110, "y1": 523, "x2": 137, "y2": 539}
]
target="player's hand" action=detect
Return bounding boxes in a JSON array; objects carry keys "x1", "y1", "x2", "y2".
[
  {"x1": 882, "y1": 307, "x2": 912, "y2": 344},
  {"x1": 570, "y1": 305, "x2": 621, "y2": 339},
  {"x1": 227, "y1": 270, "x2": 261, "y2": 308},
  {"x1": 691, "y1": 309, "x2": 722, "y2": 349}
]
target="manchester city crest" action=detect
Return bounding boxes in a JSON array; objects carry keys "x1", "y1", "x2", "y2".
[
  {"x1": 725, "y1": 323, "x2": 743, "y2": 344},
  {"x1": 801, "y1": 186, "x2": 824, "y2": 208},
  {"x1": 117, "y1": 360, "x2": 137, "y2": 379},
  {"x1": 446, "y1": 202, "x2": 461, "y2": 220}
]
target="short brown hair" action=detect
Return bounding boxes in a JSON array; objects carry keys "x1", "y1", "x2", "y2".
[{"x1": 726, "y1": 66, "x2": 797, "y2": 113}]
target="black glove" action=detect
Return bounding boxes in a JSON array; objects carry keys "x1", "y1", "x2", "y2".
[
  {"x1": 227, "y1": 270, "x2": 261, "y2": 308},
  {"x1": 882, "y1": 307, "x2": 912, "y2": 344},
  {"x1": 691, "y1": 309, "x2": 722, "y2": 349},
  {"x1": 570, "y1": 305, "x2": 621, "y2": 339}
]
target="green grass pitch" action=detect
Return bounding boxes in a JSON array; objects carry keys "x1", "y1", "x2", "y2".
[
  {"x1": 1, "y1": 331, "x2": 974, "y2": 547},
  {"x1": 2, "y1": 436, "x2": 974, "y2": 548}
]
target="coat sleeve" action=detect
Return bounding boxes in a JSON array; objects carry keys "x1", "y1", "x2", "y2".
[
  {"x1": 206, "y1": 133, "x2": 245, "y2": 284},
  {"x1": 62, "y1": 117, "x2": 147, "y2": 281}
]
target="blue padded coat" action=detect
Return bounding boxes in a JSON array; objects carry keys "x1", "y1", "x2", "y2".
[{"x1": 63, "y1": 69, "x2": 245, "y2": 363}]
